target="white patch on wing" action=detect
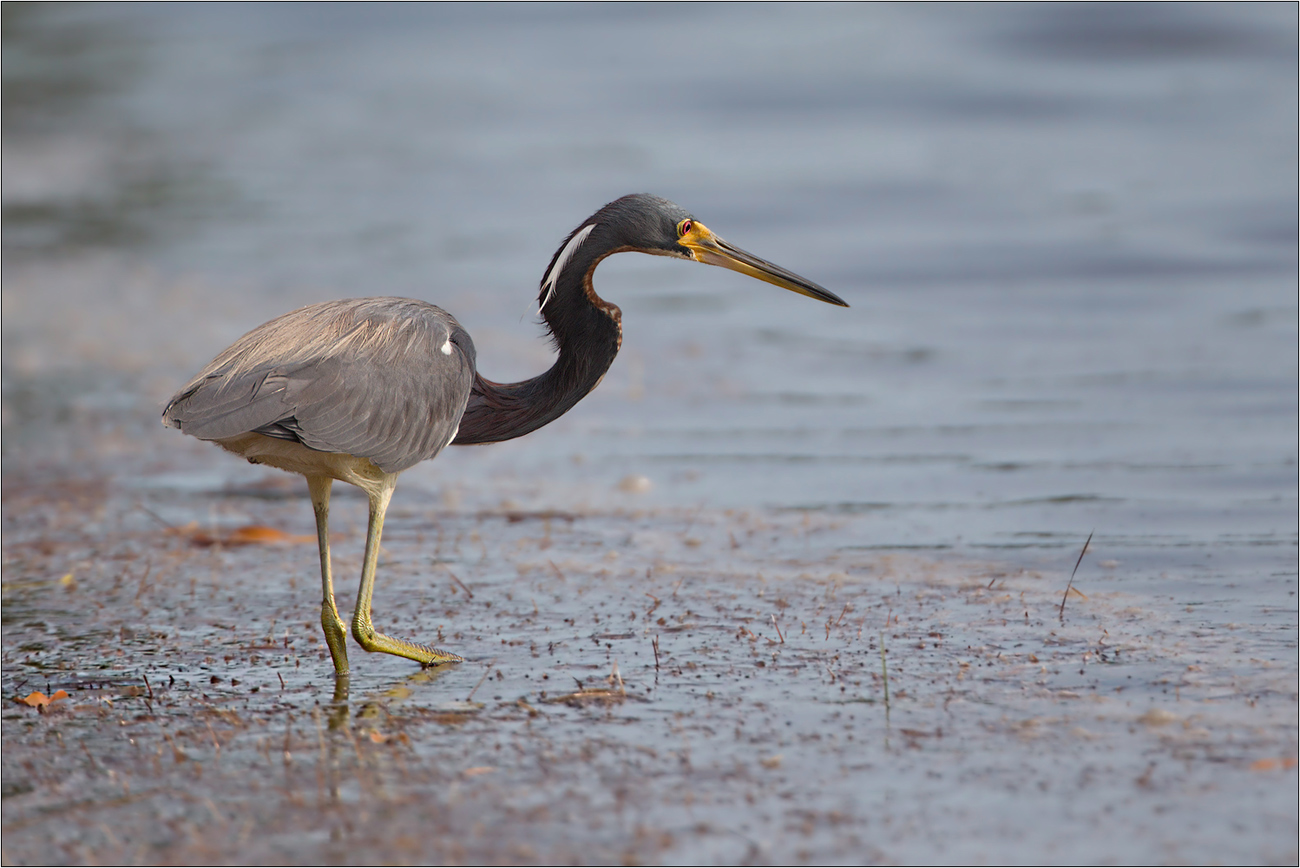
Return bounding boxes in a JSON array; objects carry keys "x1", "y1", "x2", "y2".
[
  {"x1": 441, "y1": 339, "x2": 453, "y2": 355},
  {"x1": 539, "y1": 223, "x2": 596, "y2": 314}
]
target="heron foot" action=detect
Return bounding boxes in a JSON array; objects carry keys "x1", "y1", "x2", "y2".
[
  {"x1": 419, "y1": 647, "x2": 465, "y2": 668},
  {"x1": 351, "y1": 620, "x2": 463, "y2": 667},
  {"x1": 321, "y1": 599, "x2": 350, "y2": 676}
]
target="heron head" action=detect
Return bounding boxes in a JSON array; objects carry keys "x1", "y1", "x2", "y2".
[{"x1": 599, "y1": 194, "x2": 848, "y2": 307}]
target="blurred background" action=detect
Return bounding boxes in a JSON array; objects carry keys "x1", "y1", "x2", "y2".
[{"x1": 3, "y1": 3, "x2": 1296, "y2": 590}]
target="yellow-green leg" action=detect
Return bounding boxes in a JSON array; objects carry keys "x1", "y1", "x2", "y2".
[
  {"x1": 308, "y1": 475, "x2": 350, "y2": 676},
  {"x1": 351, "y1": 479, "x2": 463, "y2": 667}
]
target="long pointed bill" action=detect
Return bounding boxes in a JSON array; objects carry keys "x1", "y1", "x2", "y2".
[{"x1": 679, "y1": 222, "x2": 849, "y2": 307}]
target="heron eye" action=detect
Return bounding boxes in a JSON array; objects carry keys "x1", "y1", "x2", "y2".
[{"x1": 677, "y1": 219, "x2": 692, "y2": 238}]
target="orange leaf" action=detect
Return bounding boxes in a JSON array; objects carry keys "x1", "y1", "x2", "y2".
[
  {"x1": 16, "y1": 690, "x2": 67, "y2": 708},
  {"x1": 224, "y1": 525, "x2": 314, "y2": 545},
  {"x1": 1250, "y1": 757, "x2": 1298, "y2": 772},
  {"x1": 184, "y1": 524, "x2": 314, "y2": 547}
]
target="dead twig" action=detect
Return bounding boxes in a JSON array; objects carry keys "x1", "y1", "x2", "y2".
[
  {"x1": 134, "y1": 563, "x2": 153, "y2": 601},
  {"x1": 445, "y1": 568, "x2": 473, "y2": 599},
  {"x1": 880, "y1": 629, "x2": 890, "y2": 725},
  {"x1": 1059, "y1": 531, "x2": 1094, "y2": 622},
  {"x1": 137, "y1": 502, "x2": 180, "y2": 532},
  {"x1": 465, "y1": 659, "x2": 497, "y2": 702}
]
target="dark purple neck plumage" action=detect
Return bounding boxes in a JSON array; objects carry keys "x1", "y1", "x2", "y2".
[{"x1": 451, "y1": 232, "x2": 623, "y2": 445}]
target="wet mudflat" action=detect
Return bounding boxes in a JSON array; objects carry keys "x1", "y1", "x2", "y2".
[
  {"x1": 3, "y1": 462, "x2": 1295, "y2": 865},
  {"x1": 3, "y1": 4, "x2": 1297, "y2": 865}
]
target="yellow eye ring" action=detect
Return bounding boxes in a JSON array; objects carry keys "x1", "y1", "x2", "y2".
[{"x1": 676, "y1": 219, "x2": 693, "y2": 237}]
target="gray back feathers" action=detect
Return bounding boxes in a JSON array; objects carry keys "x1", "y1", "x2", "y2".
[{"x1": 162, "y1": 298, "x2": 477, "y2": 474}]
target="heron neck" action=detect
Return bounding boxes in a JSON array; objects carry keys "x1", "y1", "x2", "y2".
[{"x1": 452, "y1": 247, "x2": 622, "y2": 445}]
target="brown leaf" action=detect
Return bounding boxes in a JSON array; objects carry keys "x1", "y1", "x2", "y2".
[{"x1": 543, "y1": 687, "x2": 627, "y2": 707}]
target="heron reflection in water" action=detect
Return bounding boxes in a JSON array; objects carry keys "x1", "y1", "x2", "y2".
[{"x1": 163, "y1": 194, "x2": 848, "y2": 676}]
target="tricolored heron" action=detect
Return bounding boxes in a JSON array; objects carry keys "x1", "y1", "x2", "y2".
[{"x1": 163, "y1": 194, "x2": 848, "y2": 676}]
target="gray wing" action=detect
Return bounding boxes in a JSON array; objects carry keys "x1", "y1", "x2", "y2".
[{"x1": 162, "y1": 298, "x2": 477, "y2": 474}]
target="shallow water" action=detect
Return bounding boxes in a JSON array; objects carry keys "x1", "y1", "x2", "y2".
[{"x1": 3, "y1": 4, "x2": 1296, "y2": 864}]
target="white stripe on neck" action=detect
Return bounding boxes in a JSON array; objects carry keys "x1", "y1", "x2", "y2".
[{"x1": 539, "y1": 223, "x2": 597, "y2": 314}]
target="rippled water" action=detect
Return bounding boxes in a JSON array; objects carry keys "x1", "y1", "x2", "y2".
[
  {"x1": 3, "y1": 4, "x2": 1296, "y2": 864},
  {"x1": 6, "y1": 2, "x2": 1295, "y2": 586}
]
